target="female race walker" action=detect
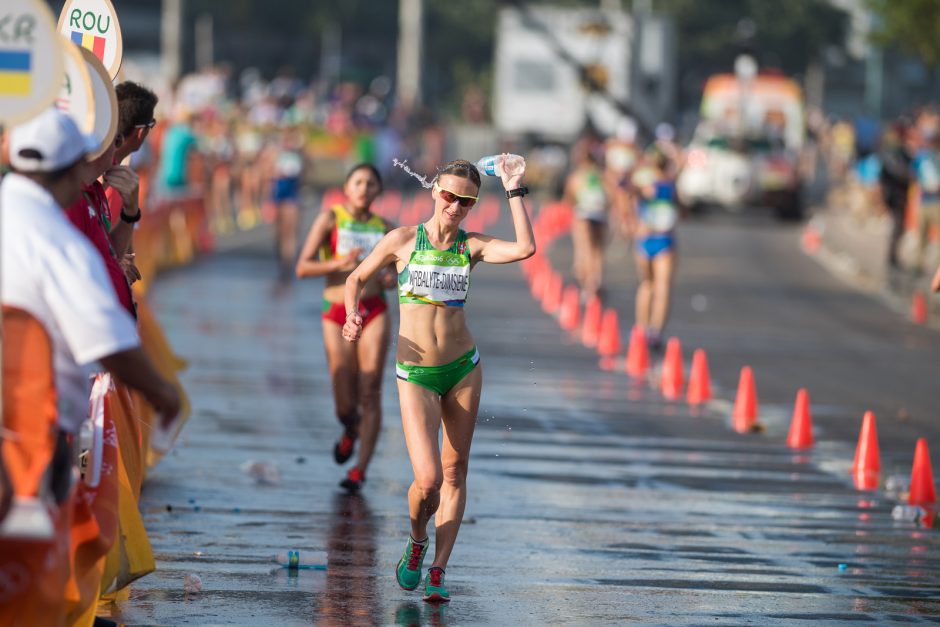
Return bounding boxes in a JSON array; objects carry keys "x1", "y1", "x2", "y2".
[
  {"x1": 296, "y1": 164, "x2": 393, "y2": 493},
  {"x1": 343, "y1": 158, "x2": 535, "y2": 602},
  {"x1": 628, "y1": 151, "x2": 679, "y2": 351}
]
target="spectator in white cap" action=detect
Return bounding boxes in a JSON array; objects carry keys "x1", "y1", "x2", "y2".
[{"x1": 1, "y1": 107, "x2": 181, "y2": 439}]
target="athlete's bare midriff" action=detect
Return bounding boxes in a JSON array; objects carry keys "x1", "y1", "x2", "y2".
[
  {"x1": 323, "y1": 272, "x2": 383, "y2": 303},
  {"x1": 396, "y1": 303, "x2": 474, "y2": 366}
]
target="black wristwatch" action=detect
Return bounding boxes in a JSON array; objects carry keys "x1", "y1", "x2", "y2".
[
  {"x1": 120, "y1": 208, "x2": 142, "y2": 223},
  {"x1": 506, "y1": 186, "x2": 529, "y2": 199}
]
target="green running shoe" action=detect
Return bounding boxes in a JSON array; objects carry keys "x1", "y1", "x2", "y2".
[
  {"x1": 396, "y1": 536, "x2": 428, "y2": 591},
  {"x1": 423, "y1": 566, "x2": 450, "y2": 603}
]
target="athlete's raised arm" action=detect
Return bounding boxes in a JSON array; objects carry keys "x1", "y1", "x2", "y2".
[{"x1": 470, "y1": 164, "x2": 536, "y2": 264}]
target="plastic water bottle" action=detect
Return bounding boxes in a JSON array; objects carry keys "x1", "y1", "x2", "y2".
[
  {"x1": 183, "y1": 573, "x2": 202, "y2": 593},
  {"x1": 272, "y1": 549, "x2": 328, "y2": 570},
  {"x1": 240, "y1": 460, "x2": 282, "y2": 486},
  {"x1": 475, "y1": 154, "x2": 525, "y2": 178}
]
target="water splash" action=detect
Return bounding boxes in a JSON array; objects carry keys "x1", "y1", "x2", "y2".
[{"x1": 392, "y1": 158, "x2": 433, "y2": 189}]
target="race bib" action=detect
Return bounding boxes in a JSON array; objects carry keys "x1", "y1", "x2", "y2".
[
  {"x1": 401, "y1": 251, "x2": 470, "y2": 303},
  {"x1": 275, "y1": 151, "x2": 302, "y2": 178},
  {"x1": 336, "y1": 226, "x2": 384, "y2": 259},
  {"x1": 642, "y1": 199, "x2": 678, "y2": 233}
]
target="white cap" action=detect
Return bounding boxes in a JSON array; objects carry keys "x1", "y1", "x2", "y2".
[{"x1": 9, "y1": 108, "x2": 98, "y2": 173}]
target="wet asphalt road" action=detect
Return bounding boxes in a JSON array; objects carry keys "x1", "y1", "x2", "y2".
[{"x1": 110, "y1": 201, "x2": 940, "y2": 626}]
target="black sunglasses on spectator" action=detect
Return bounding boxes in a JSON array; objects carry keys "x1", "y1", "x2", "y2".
[{"x1": 134, "y1": 119, "x2": 156, "y2": 130}]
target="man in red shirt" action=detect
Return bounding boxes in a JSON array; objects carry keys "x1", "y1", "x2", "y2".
[
  {"x1": 65, "y1": 82, "x2": 157, "y2": 317},
  {"x1": 64, "y1": 137, "x2": 137, "y2": 317}
]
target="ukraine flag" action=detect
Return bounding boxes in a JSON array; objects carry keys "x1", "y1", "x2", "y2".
[{"x1": 0, "y1": 50, "x2": 31, "y2": 96}]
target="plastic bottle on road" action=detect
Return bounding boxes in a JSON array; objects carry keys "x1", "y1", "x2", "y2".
[
  {"x1": 272, "y1": 549, "x2": 327, "y2": 570},
  {"x1": 475, "y1": 154, "x2": 525, "y2": 178},
  {"x1": 240, "y1": 460, "x2": 282, "y2": 486}
]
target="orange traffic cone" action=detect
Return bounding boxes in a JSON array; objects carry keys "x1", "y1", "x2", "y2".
[
  {"x1": 541, "y1": 272, "x2": 563, "y2": 314},
  {"x1": 581, "y1": 296, "x2": 602, "y2": 348},
  {"x1": 786, "y1": 388, "x2": 814, "y2": 449},
  {"x1": 732, "y1": 366, "x2": 758, "y2": 433},
  {"x1": 912, "y1": 290, "x2": 928, "y2": 324},
  {"x1": 852, "y1": 411, "x2": 880, "y2": 491},
  {"x1": 660, "y1": 337, "x2": 684, "y2": 400},
  {"x1": 625, "y1": 326, "x2": 649, "y2": 378},
  {"x1": 686, "y1": 349, "x2": 711, "y2": 405},
  {"x1": 559, "y1": 286, "x2": 581, "y2": 332},
  {"x1": 801, "y1": 223, "x2": 822, "y2": 254},
  {"x1": 597, "y1": 309, "x2": 622, "y2": 357},
  {"x1": 908, "y1": 438, "x2": 937, "y2": 506}
]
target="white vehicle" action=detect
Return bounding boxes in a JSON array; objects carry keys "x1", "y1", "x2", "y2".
[
  {"x1": 677, "y1": 127, "x2": 754, "y2": 210},
  {"x1": 493, "y1": 6, "x2": 674, "y2": 143},
  {"x1": 677, "y1": 72, "x2": 805, "y2": 220},
  {"x1": 677, "y1": 125, "x2": 803, "y2": 219}
]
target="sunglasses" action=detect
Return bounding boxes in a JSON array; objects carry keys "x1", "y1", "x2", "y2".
[
  {"x1": 435, "y1": 184, "x2": 478, "y2": 208},
  {"x1": 134, "y1": 119, "x2": 157, "y2": 130}
]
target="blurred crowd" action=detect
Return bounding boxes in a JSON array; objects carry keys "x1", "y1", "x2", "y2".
[
  {"x1": 143, "y1": 65, "x2": 462, "y2": 237},
  {"x1": 816, "y1": 105, "x2": 940, "y2": 274}
]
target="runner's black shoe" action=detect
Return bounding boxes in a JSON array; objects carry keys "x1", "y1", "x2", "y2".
[
  {"x1": 333, "y1": 429, "x2": 356, "y2": 464},
  {"x1": 339, "y1": 467, "x2": 365, "y2": 493}
]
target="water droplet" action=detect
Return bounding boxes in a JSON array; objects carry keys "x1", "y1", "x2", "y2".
[{"x1": 392, "y1": 158, "x2": 434, "y2": 189}]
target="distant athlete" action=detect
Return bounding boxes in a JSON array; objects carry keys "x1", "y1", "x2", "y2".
[
  {"x1": 296, "y1": 164, "x2": 393, "y2": 492},
  {"x1": 267, "y1": 125, "x2": 306, "y2": 279},
  {"x1": 628, "y1": 152, "x2": 679, "y2": 351},
  {"x1": 343, "y1": 157, "x2": 535, "y2": 602},
  {"x1": 564, "y1": 143, "x2": 612, "y2": 300}
]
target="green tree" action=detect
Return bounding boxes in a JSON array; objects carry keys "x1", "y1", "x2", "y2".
[{"x1": 868, "y1": 0, "x2": 940, "y2": 67}]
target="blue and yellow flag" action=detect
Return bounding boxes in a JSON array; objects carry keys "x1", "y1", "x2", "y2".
[{"x1": 0, "y1": 50, "x2": 31, "y2": 96}]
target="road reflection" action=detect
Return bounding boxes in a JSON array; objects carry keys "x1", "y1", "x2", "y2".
[
  {"x1": 394, "y1": 600, "x2": 449, "y2": 626},
  {"x1": 316, "y1": 492, "x2": 380, "y2": 626}
]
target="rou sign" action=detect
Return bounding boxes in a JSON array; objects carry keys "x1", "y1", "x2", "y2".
[{"x1": 56, "y1": 0, "x2": 122, "y2": 80}]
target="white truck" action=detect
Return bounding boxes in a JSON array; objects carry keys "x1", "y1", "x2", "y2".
[{"x1": 492, "y1": 5, "x2": 674, "y2": 143}]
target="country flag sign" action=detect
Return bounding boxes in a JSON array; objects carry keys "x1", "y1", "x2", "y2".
[
  {"x1": 0, "y1": 50, "x2": 32, "y2": 97},
  {"x1": 71, "y1": 30, "x2": 106, "y2": 62},
  {"x1": 57, "y1": 0, "x2": 124, "y2": 80}
]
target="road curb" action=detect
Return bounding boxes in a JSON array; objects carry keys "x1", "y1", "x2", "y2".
[{"x1": 803, "y1": 205, "x2": 940, "y2": 329}]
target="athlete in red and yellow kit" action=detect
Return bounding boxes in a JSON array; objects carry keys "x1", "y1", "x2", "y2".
[{"x1": 296, "y1": 164, "x2": 393, "y2": 492}]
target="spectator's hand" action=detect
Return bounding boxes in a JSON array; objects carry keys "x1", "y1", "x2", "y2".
[
  {"x1": 120, "y1": 253, "x2": 142, "y2": 284},
  {"x1": 148, "y1": 382, "x2": 181, "y2": 428},
  {"x1": 932, "y1": 265, "x2": 940, "y2": 293},
  {"x1": 343, "y1": 311, "x2": 363, "y2": 342},
  {"x1": 102, "y1": 166, "x2": 141, "y2": 214},
  {"x1": 336, "y1": 248, "x2": 363, "y2": 272}
]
